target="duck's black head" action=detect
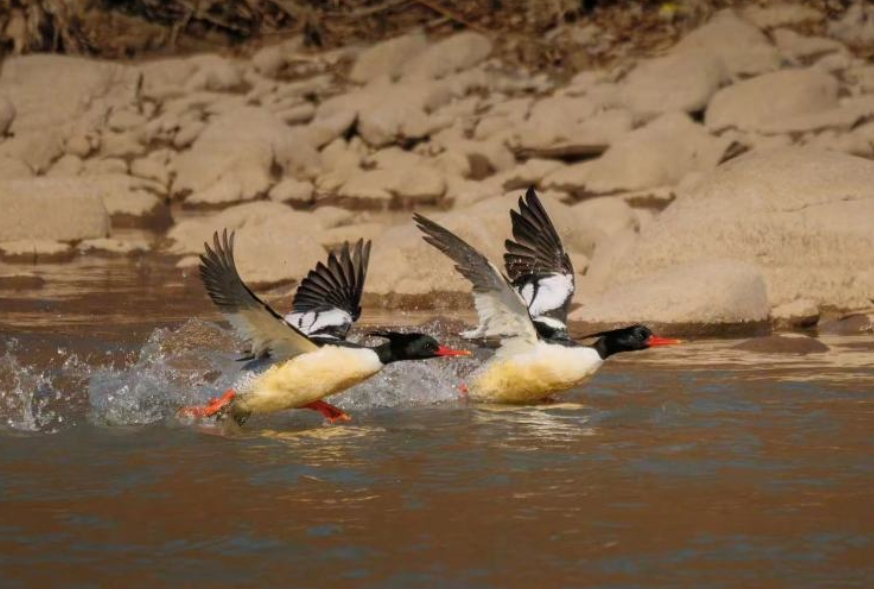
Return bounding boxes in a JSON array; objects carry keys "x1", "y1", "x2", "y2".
[
  {"x1": 369, "y1": 331, "x2": 471, "y2": 364},
  {"x1": 588, "y1": 324, "x2": 682, "y2": 359}
]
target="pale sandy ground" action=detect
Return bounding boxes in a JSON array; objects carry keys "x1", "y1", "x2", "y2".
[{"x1": 1, "y1": 1, "x2": 874, "y2": 339}]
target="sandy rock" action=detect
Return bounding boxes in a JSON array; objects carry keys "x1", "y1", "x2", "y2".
[
  {"x1": 0, "y1": 239, "x2": 75, "y2": 264},
  {"x1": 77, "y1": 238, "x2": 150, "y2": 256},
  {"x1": 0, "y1": 55, "x2": 138, "y2": 133},
  {"x1": 173, "y1": 120, "x2": 206, "y2": 149},
  {"x1": 169, "y1": 202, "x2": 325, "y2": 288},
  {"x1": 337, "y1": 169, "x2": 395, "y2": 206},
  {"x1": 100, "y1": 130, "x2": 146, "y2": 159},
  {"x1": 78, "y1": 174, "x2": 169, "y2": 228},
  {"x1": 673, "y1": 9, "x2": 781, "y2": 78},
  {"x1": 130, "y1": 155, "x2": 171, "y2": 186},
  {"x1": 107, "y1": 109, "x2": 147, "y2": 132},
  {"x1": 620, "y1": 52, "x2": 726, "y2": 121},
  {"x1": 320, "y1": 138, "x2": 364, "y2": 173},
  {"x1": 0, "y1": 129, "x2": 63, "y2": 173},
  {"x1": 733, "y1": 335, "x2": 829, "y2": 354},
  {"x1": 0, "y1": 156, "x2": 33, "y2": 179},
  {"x1": 307, "y1": 93, "x2": 360, "y2": 148},
  {"x1": 570, "y1": 260, "x2": 770, "y2": 335},
  {"x1": 185, "y1": 55, "x2": 244, "y2": 92},
  {"x1": 498, "y1": 159, "x2": 564, "y2": 190},
  {"x1": 0, "y1": 97, "x2": 15, "y2": 135},
  {"x1": 174, "y1": 107, "x2": 315, "y2": 204},
  {"x1": 311, "y1": 206, "x2": 355, "y2": 229},
  {"x1": 589, "y1": 148, "x2": 874, "y2": 309},
  {"x1": 619, "y1": 186, "x2": 676, "y2": 209},
  {"x1": 772, "y1": 299, "x2": 820, "y2": 330},
  {"x1": 357, "y1": 79, "x2": 453, "y2": 147},
  {"x1": 773, "y1": 29, "x2": 846, "y2": 62},
  {"x1": 0, "y1": 178, "x2": 109, "y2": 242},
  {"x1": 514, "y1": 97, "x2": 632, "y2": 157},
  {"x1": 319, "y1": 222, "x2": 386, "y2": 248},
  {"x1": 184, "y1": 179, "x2": 247, "y2": 207},
  {"x1": 817, "y1": 313, "x2": 874, "y2": 335},
  {"x1": 568, "y1": 197, "x2": 639, "y2": 256},
  {"x1": 274, "y1": 102, "x2": 315, "y2": 125},
  {"x1": 437, "y1": 136, "x2": 516, "y2": 178},
  {"x1": 350, "y1": 31, "x2": 428, "y2": 83},
  {"x1": 83, "y1": 157, "x2": 128, "y2": 175},
  {"x1": 46, "y1": 154, "x2": 84, "y2": 177},
  {"x1": 250, "y1": 37, "x2": 304, "y2": 78},
  {"x1": 741, "y1": 3, "x2": 823, "y2": 29},
  {"x1": 64, "y1": 128, "x2": 99, "y2": 158},
  {"x1": 474, "y1": 97, "x2": 532, "y2": 140},
  {"x1": 706, "y1": 69, "x2": 838, "y2": 132},
  {"x1": 400, "y1": 32, "x2": 492, "y2": 80},
  {"x1": 828, "y1": 1, "x2": 874, "y2": 48},
  {"x1": 269, "y1": 179, "x2": 314, "y2": 206},
  {"x1": 543, "y1": 112, "x2": 731, "y2": 195},
  {"x1": 846, "y1": 64, "x2": 874, "y2": 93},
  {"x1": 758, "y1": 95, "x2": 874, "y2": 135},
  {"x1": 577, "y1": 228, "x2": 639, "y2": 300}
]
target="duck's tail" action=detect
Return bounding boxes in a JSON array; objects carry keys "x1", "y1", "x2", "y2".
[{"x1": 179, "y1": 390, "x2": 237, "y2": 419}]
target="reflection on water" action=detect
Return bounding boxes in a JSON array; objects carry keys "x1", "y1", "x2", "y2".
[{"x1": 1, "y1": 313, "x2": 874, "y2": 586}]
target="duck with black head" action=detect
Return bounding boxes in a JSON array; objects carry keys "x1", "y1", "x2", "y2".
[
  {"x1": 179, "y1": 230, "x2": 469, "y2": 426},
  {"x1": 414, "y1": 190, "x2": 681, "y2": 404}
]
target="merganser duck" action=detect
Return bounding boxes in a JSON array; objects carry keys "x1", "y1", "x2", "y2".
[
  {"x1": 179, "y1": 230, "x2": 469, "y2": 425},
  {"x1": 463, "y1": 187, "x2": 575, "y2": 341},
  {"x1": 414, "y1": 192, "x2": 680, "y2": 404}
]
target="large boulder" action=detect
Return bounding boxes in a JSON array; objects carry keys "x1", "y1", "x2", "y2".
[
  {"x1": 542, "y1": 112, "x2": 732, "y2": 195},
  {"x1": 570, "y1": 260, "x2": 770, "y2": 336},
  {"x1": 350, "y1": 31, "x2": 428, "y2": 83},
  {"x1": 173, "y1": 107, "x2": 320, "y2": 205},
  {"x1": 619, "y1": 52, "x2": 726, "y2": 121},
  {"x1": 0, "y1": 55, "x2": 138, "y2": 133},
  {"x1": 168, "y1": 202, "x2": 326, "y2": 288},
  {"x1": 672, "y1": 9, "x2": 781, "y2": 78},
  {"x1": 0, "y1": 178, "x2": 109, "y2": 242},
  {"x1": 706, "y1": 69, "x2": 839, "y2": 132},
  {"x1": 582, "y1": 148, "x2": 874, "y2": 310}
]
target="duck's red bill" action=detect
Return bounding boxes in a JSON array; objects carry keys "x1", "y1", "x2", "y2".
[
  {"x1": 436, "y1": 345, "x2": 471, "y2": 357},
  {"x1": 646, "y1": 336, "x2": 683, "y2": 347}
]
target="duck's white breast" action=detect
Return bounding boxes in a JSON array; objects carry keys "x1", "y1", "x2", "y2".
[
  {"x1": 469, "y1": 343, "x2": 603, "y2": 403},
  {"x1": 239, "y1": 346, "x2": 382, "y2": 414}
]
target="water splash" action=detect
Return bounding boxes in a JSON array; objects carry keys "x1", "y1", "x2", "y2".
[{"x1": 0, "y1": 340, "x2": 87, "y2": 433}]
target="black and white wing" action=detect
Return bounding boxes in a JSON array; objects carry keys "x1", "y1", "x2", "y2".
[
  {"x1": 415, "y1": 214, "x2": 539, "y2": 355},
  {"x1": 504, "y1": 187, "x2": 575, "y2": 340},
  {"x1": 199, "y1": 230, "x2": 320, "y2": 360},
  {"x1": 285, "y1": 240, "x2": 372, "y2": 341}
]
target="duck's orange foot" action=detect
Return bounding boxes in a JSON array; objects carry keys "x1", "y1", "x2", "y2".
[
  {"x1": 303, "y1": 400, "x2": 352, "y2": 424},
  {"x1": 179, "y1": 390, "x2": 237, "y2": 419},
  {"x1": 458, "y1": 383, "x2": 469, "y2": 398}
]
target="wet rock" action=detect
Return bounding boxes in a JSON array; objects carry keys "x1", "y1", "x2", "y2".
[
  {"x1": 620, "y1": 52, "x2": 726, "y2": 121},
  {"x1": 77, "y1": 238, "x2": 150, "y2": 256},
  {"x1": 350, "y1": 31, "x2": 428, "y2": 83},
  {"x1": 817, "y1": 313, "x2": 874, "y2": 335},
  {"x1": 0, "y1": 96, "x2": 15, "y2": 135},
  {"x1": 732, "y1": 335, "x2": 829, "y2": 355},
  {"x1": 269, "y1": 179, "x2": 314, "y2": 206},
  {"x1": 0, "y1": 178, "x2": 109, "y2": 242},
  {"x1": 590, "y1": 148, "x2": 874, "y2": 310},
  {"x1": 706, "y1": 69, "x2": 839, "y2": 133},
  {"x1": 772, "y1": 299, "x2": 820, "y2": 331},
  {"x1": 0, "y1": 239, "x2": 75, "y2": 263},
  {"x1": 570, "y1": 260, "x2": 770, "y2": 336},
  {"x1": 672, "y1": 9, "x2": 781, "y2": 78},
  {"x1": 400, "y1": 32, "x2": 492, "y2": 80},
  {"x1": 741, "y1": 3, "x2": 824, "y2": 29},
  {"x1": 542, "y1": 112, "x2": 731, "y2": 195},
  {"x1": 828, "y1": 1, "x2": 874, "y2": 49}
]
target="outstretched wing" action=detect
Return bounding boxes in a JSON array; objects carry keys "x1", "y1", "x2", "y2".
[
  {"x1": 504, "y1": 187, "x2": 575, "y2": 339},
  {"x1": 285, "y1": 240, "x2": 372, "y2": 341},
  {"x1": 199, "y1": 230, "x2": 319, "y2": 360},
  {"x1": 414, "y1": 213, "x2": 539, "y2": 354}
]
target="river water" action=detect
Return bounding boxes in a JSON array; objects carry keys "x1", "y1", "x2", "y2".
[{"x1": 1, "y1": 255, "x2": 873, "y2": 588}]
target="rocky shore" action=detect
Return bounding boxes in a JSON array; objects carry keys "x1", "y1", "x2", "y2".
[{"x1": 1, "y1": 2, "x2": 874, "y2": 336}]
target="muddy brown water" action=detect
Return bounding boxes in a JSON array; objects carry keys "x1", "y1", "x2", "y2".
[{"x1": 1, "y1": 253, "x2": 874, "y2": 588}]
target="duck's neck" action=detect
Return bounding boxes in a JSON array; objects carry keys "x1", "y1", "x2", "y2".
[
  {"x1": 375, "y1": 342, "x2": 401, "y2": 365},
  {"x1": 593, "y1": 338, "x2": 613, "y2": 360}
]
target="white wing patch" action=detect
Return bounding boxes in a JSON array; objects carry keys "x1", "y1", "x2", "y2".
[
  {"x1": 285, "y1": 309, "x2": 352, "y2": 337},
  {"x1": 523, "y1": 273, "x2": 574, "y2": 317}
]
